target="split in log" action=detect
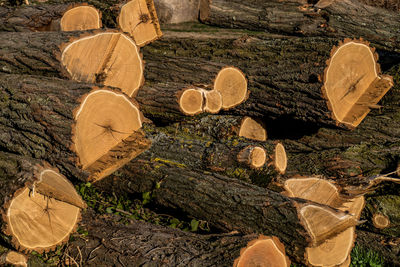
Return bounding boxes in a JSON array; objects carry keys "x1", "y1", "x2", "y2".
[
  {"x1": 237, "y1": 146, "x2": 267, "y2": 169},
  {"x1": 139, "y1": 28, "x2": 395, "y2": 126},
  {"x1": 322, "y1": 38, "x2": 394, "y2": 128},
  {"x1": 283, "y1": 177, "x2": 364, "y2": 266},
  {"x1": 154, "y1": 0, "x2": 200, "y2": 24},
  {"x1": 372, "y1": 214, "x2": 390, "y2": 229},
  {"x1": 66, "y1": 209, "x2": 257, "y2": 266},
  {"x1": 0, "y1": 74, "x2": 151, "y2": 182},
  {"x1": 62, "y1": 32, "x2": 144, "y2": 97},
  {"x1": 214, "y1": 66, "x2": 248, "y2": 110},
  {"x1": 0, "y1": 250, "x2": 27, "y2": 267},
  {"x1": 198, "y1": 0, "x2": 400, "y2": 52},
  {"x1": 238, "y1": 117, "x2": 267, "y2": 142},
  {"x1": 0, "y1": 152, "x2": 84, "y2": 252},
  {"x1": 233, "y1": 235, "x2": 290, "y2": 267},
  {"x1": 0, "y1": 3, "x2": 101, "y2": 32},
  {"x1": 117, "y1": 0, "x2": 162, "y2": 46}
]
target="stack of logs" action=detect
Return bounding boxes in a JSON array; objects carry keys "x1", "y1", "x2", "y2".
[{"x1": 0, "y1": 0, "x2": 399, "y2": 266}]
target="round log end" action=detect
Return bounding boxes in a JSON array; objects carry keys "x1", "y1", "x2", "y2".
[
  {"x1": 203, "y1": 89, "x2": 222, "y2": 114},
  {"x1": 238, "y1": 117, "x2": 267, "y2": 141},
  {"x1": 61, "y1": 32, "x2": 144, "y2": 97},
  {"x1": 72, "y1": 89, "x2": 150, "y2": 182},
  {"x1": 322, "y1": 38, "x2": 393, "y2": 128},
  {"x1": 372, "y1": 213, "x2": 390, "y2": 229},
  {"x1": 214, "y1": 66, "x2": 248, "y2": 109},
  {"x1": 233, "y1": 235, "x2": 290, "y2": 267},
  {"x1": 118, "y1": 0, "x2": 163, "y2": 46},
  {"x1": 5, "y1": 251, "x2": 27, "y2": 267},
  {"x1": 60, "y1": 5, "x2": 102, "y2": 31},
  {"x1": 178, "y1": 88, "x2": 204, "y2": 116},
  {"x1": 238, "y1": 146, "x2": 267, "y2": 169},
  {"x1": 3, "y1": 167, "x2": 83, "y2": 252},
  {"x1": 274, "y1": 143, "x2": 287, "y2": 174}
]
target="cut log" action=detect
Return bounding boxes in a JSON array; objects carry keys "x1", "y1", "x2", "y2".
[
  {"x1": 178, "y1": 87, "x2": 204, "y2": 116},
  {"x1": 202, "y1": 89, "x2": 222, "y2": 114},
  {"x1": 322, "y1": 38, "x2": 393, "y2": 128},
  {"x1": 274, "y1": 143, "x2": 287, "y2": 174},
  {"x1": 66, "y1": 209, "x2": 257, "y2": 266},
  {"x1": 0, "y1": 31, "x2": 144, "y2": 97},
  {"x1": 0, "y1": 3, "x2": 101, "y2": 32},
  {"x1": 214, "y1": 66, "x2": 248, "y2": 109},
  {"x1": 117, "y1": 0, "x2": 162, "y2": 46},
  {"x1": 239, "y1": 117, "x2": 267, "y2": 141},
  {"x1": 0, "y1": 250, "x2": 28, "y2": 267},
  {"x1": 283, "y1": 177, "x2": 364, "y2": 267},
  {"x1": 139, "y1": 28, "x2": 395, "y2": 126},
  {"x1": 237, "y1": 146, "x2": 267, "y2": 169},
  {"x1": 372, "y1": 214, "x2": 390, "y2": 229},
  {"x1": 233, "y1": 235, "x2": 290, "y2": 267},
  {"x1": 154, "y1": 0, "x2": 200, "y2": 24},
  {"x1": 199, "y1": 0, "x2": 400, "y2": 51},
  {"x1": 95, "y1": 154, "x2": 359, "y2": 263},
  {"x1": 0, "y1": 74, "x2": 150, "y2": 182},
  {"x1": 0, "y1": 152, "x2": 84, "y2": 252}
]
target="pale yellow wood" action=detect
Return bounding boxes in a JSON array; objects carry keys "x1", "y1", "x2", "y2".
[
  {"x1": 178, "y1": 88, "x2": 203, "y2": 115},
  {"x1": 5, "y1": 251, "x2": 27, "y2": 267},
  {"x1": 250, "y1": 147, "x2": 267, "y2": 168},
  {"x1": 60, "y1": 6, "x2": 101, "y2": 31},
  {"x1": 214, "y1": 67, "x2": 247, "y2": 109},
  {"x1": 274, "y1": 143, "x2": 287, "y2": 174},
  {"x1": 373, "y1": 214, "x2": 390, "y2": 229},
  {"x1": 74, "y1": 90, "x2": 142, "y2": 169},
  {"x1": 203, "y1": 89, "x2": 222, "y2": 114},
  {"x1": 239, "y1": 117, "x2": 267, "y2": 141},
  {"x1": 62, "y1": 32, "x2": 144, "y2": 97}
]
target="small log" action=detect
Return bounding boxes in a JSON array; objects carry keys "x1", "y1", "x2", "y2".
[
  {"x1": 0, "y1": 152, "x2": 84, "y2": 252},
  {"x1": 0, "y1": 74, "x2": 150, "y2": 182},
  {"x1": 372, "y1": 214, "x2": 390, "y2": 229},
  {"x1": 66, "y1": 209, "x2": 256, "y2": 266},
  {"x1": 237, "y1": 146, "x2": 267, "y2": 169},
  {"x1": 199, "y1": 0, "x2": 400, "y2": 51},
  {"x1": 140, "y1": 28, "x2": 394, "y2": 127},
  {"x1": 214, "y1": 66, "x2": 248, "y2": 109},
  {"x1": 238, "y1": 117, "x2": 267, "y2": 141},
  {"x1": 0, "y1": 3, "x2": 101, "y2": 32},
  {"x1": 233, "y1": 235, "x2": 290, "y2": 267},
  {"x1": 0, "y1": 250, "x2": 28, "y2": 267},
  {"x1": 178, "y1": 87, "x2": 204, "y2": 116},
  {"x1": 0, "y1": 31, "x2": 144, "y2": 97},
  {"x1": 117, "y1": 0, "x2": 162, "y2": 46}
]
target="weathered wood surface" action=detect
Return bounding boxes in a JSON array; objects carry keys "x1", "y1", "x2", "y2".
[
  {"x1": 199, "y1": 0, "x2": 400, "y2": 51},
  {"x1": 67, "y1": 209, "x2": 256, "y2": 267}
]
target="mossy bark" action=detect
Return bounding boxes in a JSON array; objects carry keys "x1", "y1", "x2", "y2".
[
  {"x1": 67, "y1": 209, "x2": 256, "y2": 267},
  {"x1": 0, "y1": 74, "x2": 94, "y2": 180},
  {"x1": 199, "y1": 0, "x2": 400, "y2": 52}
]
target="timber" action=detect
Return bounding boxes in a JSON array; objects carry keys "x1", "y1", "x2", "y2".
[
  {"x1": 0, "y1": 3, "x2": 101, "y2": 32},
  {"x1": 0, "y1": 152, "x2": 84, "y2": 252},
  {"x1": 0, "y1": 74, "x2": 150, "y2": 182}
]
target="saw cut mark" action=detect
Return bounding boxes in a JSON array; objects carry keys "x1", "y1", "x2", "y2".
[
  {"x1": 323, "y1": 40, "x2": 393, "y2": 128},
  {"x1": 7, "y1": 188, "x2": 80, "y2": 251},
  {"x1": 62, "y1": 32, "x2": 144, "y2": 97},
  {"x1": 60, "y1": 6, "x2": 101, "y2": 31},
  {"x1": 74, "y1": 90, "x2": 142, "y2": 170},
  {"x1": 234, "y1": 235, "x2": 290, "y2": 267},
  {"x1": 214, "y1": 67, "x2": 248, "y2": 109},
  {"x1": 118, "y1": 0, "x2": 162, "y2": 46}
]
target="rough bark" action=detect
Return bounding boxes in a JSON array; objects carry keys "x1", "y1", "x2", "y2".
[
  {"x1": 199, "y1": 0, "x2": 400, "y2": 52},
  {"x1": 154, "y1": 0, "x2": 200, "y2": 24},
  {"x1": 0, "y1": 74, "x2": 95, "y2": 180},
  {"x1": 0, "y1": 31, "x2": 86, "y2": 78},
  {"x1": 66, "y1": 209, "x2": 256, "y2": 267},
  {"x1": 357, "y1": 0, "x2": 400, "y2": 12},
  {"x1": 0, "y1": 3, "x2": 95, "y2": 31},
  {"x1": 138, "y1": 27, "x2": 399, "y2": 127}
]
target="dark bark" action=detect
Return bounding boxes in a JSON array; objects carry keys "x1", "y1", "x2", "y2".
[
  {"x1": 0, "y1": 31, "x2": 85, "y2": 78},
  {"x1": 0, "y1": 3, "x2": 91, "y2": 32},
  {"x1": 0, "y1": 74, "x2": 95, "y2": 180},
  {"x1": 199, "y1": 0, "x2": 400, "y2": 52},
  {"x1": 357, "y1": 0, "x2": 400, "y2": 12},
  {"x1": 139, "y1": 27, "x2": 399, "y2": 127},
  {"x1": 66, "y1": 209, "x2": 256, "y2": 267}
]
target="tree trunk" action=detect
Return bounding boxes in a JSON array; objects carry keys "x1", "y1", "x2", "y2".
[
  {"x1": 138, "y1": 28, "x2": 398, "y2": 127},
  {"x1": 0, "y1": 3, "x2": 100, "y2": 32},
  {"x1": 199, "y1": 0, "x2": 400, "y2": 52},
  {"x1": 66, "y1": 209, "x2": 256, "y2": 267}
]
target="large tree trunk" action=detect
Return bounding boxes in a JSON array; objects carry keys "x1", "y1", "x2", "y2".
[
  {"x1": 66, "y1": 209, "x2": 256, "y2": 267},
  {"x1": 199, "y1": 0, "x2": 400, "y2": 52},
  {"x1": 138, "y1": 27, "x2": 399, "y2": 127}
]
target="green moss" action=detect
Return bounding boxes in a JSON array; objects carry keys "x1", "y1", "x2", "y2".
[{"x1": 153, "y1": 157, "x2": 186, "y2": 169}]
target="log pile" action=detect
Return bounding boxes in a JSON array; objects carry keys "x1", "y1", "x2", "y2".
[{"x1": 0, "y1": 0, "x2": 399, "y2": 266}]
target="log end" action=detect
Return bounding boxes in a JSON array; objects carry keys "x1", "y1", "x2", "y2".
[
  {"x1": 238, "y1": 117, "x2": 267, "y2": 141},
  {"x1": 203, "y1": 89, "x2": 222, "y2": 114},
  {"x1": 372, "y1": 213, "x2": 390, "y2": 229},
  {"x1": 322, "y1": 38, "x2": 393, "y2": 128},
  {"x1": 214, "y1": 66, "x2": 248, "y2": 110},
  {"x1": 233, "y1": 235, "x2": 290, "y2": 267},
  {"x1": 274, "y1": 143, "x2": 287, "y2": 174},
  {"x1": 4, "y1": 251, "x2": 28, "y2": 267},
  {"x1": 177, "y1": 88, "x2": 204, "y2": 116},
  {"x1": 60, "y1": 5, "x2": 102, "y2": 31},
  {"x1": 61, "y1": 32, "x2": 144, "y2": 97},
  {"x1": 118, "y1": 0, "x2": 163, "y2": 47},
  {"x1": 237, "y1": 146, "x2": 267, "y2": 169}
]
